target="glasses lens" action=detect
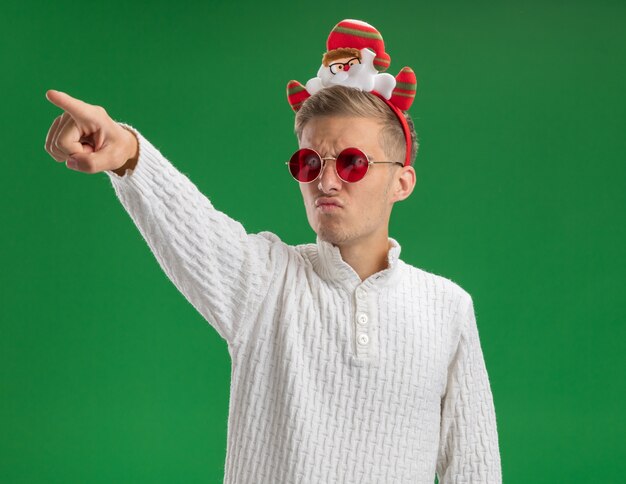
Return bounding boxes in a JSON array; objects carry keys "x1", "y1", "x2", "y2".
[
  {"x1": 336, "y1": 148, "x2": 369, "y2": 182},
  {"x1": 288, "y1": 149, "x2": 321, "y2": 182},
  {"x1": 329, "y1": 63, "x2": 343, "y2": 74}
]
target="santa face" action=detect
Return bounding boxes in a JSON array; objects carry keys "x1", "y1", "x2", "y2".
[
  {"x1": 328, "y1": 56, "x2": 361, "y2": 75},
  {"x1": 317, "y1": 48, "x2": 379, "y2": 91}
]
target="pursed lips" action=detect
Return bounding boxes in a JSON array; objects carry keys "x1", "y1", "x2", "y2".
[{"x1": 315, "y1": 197, "x2": 343, "y2": 208}]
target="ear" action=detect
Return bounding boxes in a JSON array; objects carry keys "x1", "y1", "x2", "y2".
[{"x1": 390, "y1": 165, "x2": 416, "y2": 203}]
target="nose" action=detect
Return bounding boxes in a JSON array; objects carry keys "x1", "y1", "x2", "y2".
[
  {"x1": 317, "y1": 158, "x2": 342, "y2": 193},
  {"x1": 344, "y1": 64, "x2": 350, "y2": 72}
]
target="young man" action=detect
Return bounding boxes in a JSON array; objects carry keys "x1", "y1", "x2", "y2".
[{"x1": 44, "y1": 19, "x2": 502, "y2": 484}]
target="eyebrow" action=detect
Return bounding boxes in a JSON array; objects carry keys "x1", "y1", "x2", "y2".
[{"x1": 317, "y1": 149, "x2": 376, "y2": 160}]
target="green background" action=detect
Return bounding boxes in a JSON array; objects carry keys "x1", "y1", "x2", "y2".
[{"x1": 1, "y1": 0, "x2": 624, "y2": 482}]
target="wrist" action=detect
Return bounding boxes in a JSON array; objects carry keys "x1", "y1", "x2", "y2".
[
  {"x1": 110, "y1": 128, "x2": 139, "y2": 177},
  {"x1": 112, "y1": 127, "x2": 139, "y2": 176},
  {"x1": 124, "y1": 128, "x2": 139, "y2": 166}
]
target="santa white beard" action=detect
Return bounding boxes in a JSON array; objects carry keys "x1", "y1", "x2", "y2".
[{"x1": 321, "y1": 63, "x2": 372, "y2": 90}]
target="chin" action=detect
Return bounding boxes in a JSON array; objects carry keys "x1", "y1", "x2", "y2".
[
  {"x1": 315, "y1": 226, "x2": 351, "y2": 246},
  {"x1": 308, "y1": 211, "x2": 353, "y2": 245}
]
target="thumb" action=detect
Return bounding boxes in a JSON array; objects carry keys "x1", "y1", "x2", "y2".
[{"x1": 46, "y1": 89, "x2": 92, "y2": 121}]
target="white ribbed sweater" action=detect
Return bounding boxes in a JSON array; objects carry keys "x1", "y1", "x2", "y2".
[{"x1": 104, "y1": 123, "x2": 502, "y2": 484}]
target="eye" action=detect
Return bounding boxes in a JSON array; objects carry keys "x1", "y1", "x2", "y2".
[
  {"x1": 339, "y1": 151, "x2": 368, "y2": 169},
  {"x1": 347, "y1": 154, "x2": 367, "y2": 167},
  {"x1": 303, "y1": 153, "x2": 320, "y2": 169},
  {"x1": 348, "y1": 58, "x2": 360, "y2": 66}
]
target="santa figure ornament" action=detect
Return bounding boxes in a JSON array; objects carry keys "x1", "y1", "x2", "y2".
[{"x1": 286, "y1": 19, "x2": 418, "y2": 113}]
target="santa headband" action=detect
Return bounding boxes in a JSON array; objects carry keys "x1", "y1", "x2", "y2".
[{"x1": 286, "y1": 18, "x2": 418, "y2": 166}]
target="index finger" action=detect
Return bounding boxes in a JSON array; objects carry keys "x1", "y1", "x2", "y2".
[{"x1": 45, "y1": 90, "x2": 91, "y2": 119}]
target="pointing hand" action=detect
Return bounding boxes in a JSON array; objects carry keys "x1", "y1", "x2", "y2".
[{"x1": 44, "y1": 90, "x2": 138, "y2": 174}]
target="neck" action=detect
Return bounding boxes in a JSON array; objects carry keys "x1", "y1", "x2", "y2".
[{"x1": 335, "y1": 230, "x2": 391, "y2": 282}]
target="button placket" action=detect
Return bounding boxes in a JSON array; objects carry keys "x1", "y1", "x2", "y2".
[{"x1": 354, "y1": 285, "x2": 373, "y2": 358}]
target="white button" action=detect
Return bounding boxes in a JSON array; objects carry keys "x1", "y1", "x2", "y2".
[
  {"x1": 357, "y1": 334, "x2": 369, "y2": 345},
  {"x1": 357, "y1": 314, "x2": 368, "y2": 325},
  {"x1": 356, "y1": 288, "x2": 367, "y2": 300}
]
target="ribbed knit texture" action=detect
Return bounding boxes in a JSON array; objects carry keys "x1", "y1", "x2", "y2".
[{"x1": 104, "y1": 123, "x2": 502, "y2": 484}]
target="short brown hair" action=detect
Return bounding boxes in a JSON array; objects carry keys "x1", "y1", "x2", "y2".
[{"x1": 294, "y1": 85, "x2": 419, "y2": 166}]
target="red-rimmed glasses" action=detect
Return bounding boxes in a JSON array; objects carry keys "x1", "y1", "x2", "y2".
[{"x1": 286, "y1": 147, "x2": 404, "y2": 183}]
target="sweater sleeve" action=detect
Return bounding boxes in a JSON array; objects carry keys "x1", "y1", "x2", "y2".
[
  {"x1": 436, "y1": 294, "x2": 503, "y2": 483},
  {"x1": 103, "y1": 122, "x2": 281, "y2": 346}
]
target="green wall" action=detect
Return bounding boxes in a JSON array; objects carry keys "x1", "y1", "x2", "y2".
[{"x1": 1, "y1": 0, "x2": 624, "y2": 482}]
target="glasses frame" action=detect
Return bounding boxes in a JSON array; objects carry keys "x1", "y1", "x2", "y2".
[
  {"x1": 328, "y1": 57, "x2": 361, "y2": 75},
  {"x1": 285, "y1": 147, "x2": 404, "y2": 184}
]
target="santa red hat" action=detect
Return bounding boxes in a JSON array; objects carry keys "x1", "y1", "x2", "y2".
[{"x1": 326, "y1": 19, "x2": 391, "y2": 72}]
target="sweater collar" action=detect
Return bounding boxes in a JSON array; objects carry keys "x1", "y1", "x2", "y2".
[{"x1": 312, "y1": 234, "x2": 404, "y2": 289}]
